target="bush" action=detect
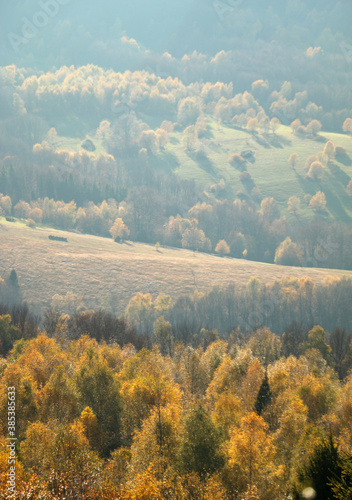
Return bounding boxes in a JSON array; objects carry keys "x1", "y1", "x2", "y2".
[
  {"x1": 215, "y1": 240, "x2": 230, "y2": 256},
  {"x1": 229, "y1": 154, "x2": 247, "y2": 170},
  {"x1": 309, "y1": 191, "x2": 327, "y2": 212}
]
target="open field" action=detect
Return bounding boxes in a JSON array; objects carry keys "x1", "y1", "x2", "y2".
[
  {"x1": 166, "y1": 122, "x2": 352, "y2": 221},
  {"x1": 60, "y1": 119, "x2": 352, "y2": 222},
  {"x1": 1, "y1": 218, "x2": 352, "y2": 315}
]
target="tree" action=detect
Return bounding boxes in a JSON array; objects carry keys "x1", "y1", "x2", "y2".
[
  {"x1": 270, "y1": 117, "x2": 281, "y2": 134},
  {"x1": 226, "y1": 412, "x2": 284, "y2": 497},
  {"x1": 323, "y1": 141, "x2": 336, "y2": 161},
  {"x1": 48, "y1": 127, "x2": 58, "y2": 148},
  {"x1": 182, "y1": 125, "x2": 197, "y2": 151},
  {"x1": 129, "y1": 404, "x2": 181, "y2": 477},
  {"x1": 125, "y1": 293, "x2": 153, "y2": 333},
  {"x1": 307, "y1": 161, "x2": 325, "y2": 180},
  {"x1": 229, "y1": 231, "x2": 246, "y2": 258},
  {"x1": 140, "y1": 129, "x2": 158, "y2": 155},
  {"x1": 248, "y1": 328, "x2": 281, "y2": 366},
  {"x1": 290, "y1": 119, "x2": 302, "y2": 134},
  {"x1": 347, "y1": 179, "x2": 352, "y2": 197},
  {"x1": 288, "y1": 153, "x2": 300, "y2": 170},
  {"x1": 0, "y1": 315, "x2": 20, "y2": 356},
  {"x1": 182, "y1": 227, "x2": 206, "y2": 251},
  {"x1": 309, "y1": 191, "x2": 327, "y2": 213},
  {"x1": 110, "y1": 217, "x2": 130, "y2": 242},
  {"x1": 274, "y1": 237, "x2": 303, "y2": 267},
  {"x1": 247, "y1": 117, "x2": 259, "y2": 133},
  {"x1": 178, "y1": 404, "x2": 224, "y2": 478},
  {"x1": 215, "y1": 240, "x2": 230, "y2": 256},
  {"x1": 342, "y1": 118, "x2": 352, "y2": 136},
  {"x1": 75, "y1": 354, "x2": 122, "y2": 455},
  {"x1": 28, "y1": 207, "x2": 43, "y2": 223},
  {"x1": 254, "y1": 372, "x2": 272, "y2": 415},
  {"x1": 331, "y1": 453, "x2": 352, "y2": 499},
  {"x1": 292, "y1": 435, "x2": 343, "y2": 500},
  {"x1": 79, "y1": 406, "x2": 102, "y2": 452},
  {"x1": 7, "y1": 269, "x2": 21, "y2": 298},
  {"x1": 41, "y1": 365, "x2": 79, "y2": 423},
  {"x1": 229, "y1": 153, "x2": 246, "y2": 170},
  {"x1": 287, "y1": 196, "x2": 301, "y2": 215},
  {"x1": 118, "y1": 349, "x2": 181, "y2": 442},
  {"x1": 153, "y1": 316, "x2": 173, "y2": 356},
  {"x1": 0, "y1": 195, "x2": 12, "y2": 215},
  {"x1": 14, "y1": 200, "x2": 30, "y2": 219},
  {"x1": 300, "y1": 326, "x2": 332, "y2": 362},
  {"x1": 329, "y1": 328, "x2": 351, "y2": 379},
  {"x1": 177, "y1": 97, "x2": 202, "y2": 126},
  {"x1": 306, "y1": 120, "x2": 322, "y2": 137},
  {"x1": 260, "y1": 198, "x2": 280, "y2": 223}
]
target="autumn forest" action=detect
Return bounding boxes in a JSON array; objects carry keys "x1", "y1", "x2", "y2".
[{"x1": 1, "y1": 1, "x2": 352, "y2": 499}]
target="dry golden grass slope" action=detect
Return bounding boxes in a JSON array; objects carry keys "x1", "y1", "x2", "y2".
[{"x1": 1, "y1": 218, "x2": 351, "y2": 315}]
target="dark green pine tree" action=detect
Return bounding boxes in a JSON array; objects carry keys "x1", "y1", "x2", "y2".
[
  {"x1": 254, "y1": 371, "x2": 272, "y2": 415},
  {"x1": 292, "y1": 435, "x2": 343, "y2": 500},
  {"x1": 6, "y1": 269, "x2": 22, "y2": 305},
  {"x1": 331, "y1": 452, "x2": 352, "y2": 500}
]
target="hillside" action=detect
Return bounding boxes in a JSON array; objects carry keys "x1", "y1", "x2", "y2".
[
  {"x1": 1, "y1": 217, "x2": 351, "y2": 315},
  {"x1": 56, "y1": 119, "x2": 352, "y2": 221}
]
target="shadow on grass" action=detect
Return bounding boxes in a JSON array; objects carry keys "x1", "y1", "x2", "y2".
[
  {"x1": 187, "y1": 150, "x2": 219, "y2": 179},
  {"x1": 153, "y1": 152, "x2": 180, "y2": 173},
  {"x1": 328, "y1": 162, "x2": 350, "y2": 185},
  {"x1": 336, "y1": 151, "x2": 352, "y2": 167},
  {"x1": 266, "y1": 133, "x2": 290, "y2": 148},
  {"x1": 253, "y1": 135, "x2": 272, "y2": 149},
  {"x1": 296, "y1": 172, "x2": 352, "y2": 222},
  {"x1": 323, "y1": 183, "x2": 351, "y2": 222}
]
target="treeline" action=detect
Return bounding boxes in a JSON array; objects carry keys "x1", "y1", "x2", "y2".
[
  {"x1": 3, "y1": 189, "x2": 352, "y2": 269},
  {"x1": 124, "y1": 275, "x2": 352, "y2": 340},
  {"x1": 0, "y1": 314, "x2": 352, "y2": 498},
  {"x1": 1, "y1": 65, "x2": 350, "y2": 152},
  {"x1": 2, "y1": 1, "x2": 352, "y2": 126}
]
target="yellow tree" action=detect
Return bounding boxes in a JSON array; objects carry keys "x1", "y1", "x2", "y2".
[
  {"x1": 274, "y1": 396, "x2": 308, "y2": 473},
  {"x1": 129, "y1": 403, "x2": 181, "y2": 478},
  {"x1": 118, "y1": 348, "x2": 181, "y2": 442},
  {"x1": 288, "y1": 196, "x2": 301, "y2": 215},
  {"x1": 323, "y1": 140, "x2": 336, "y2": 161},
  {"x1": 125, "y1": 293, "x2": 153, "y2": 333},
  {"x1": 215, "y1": 240, "x2": 230, "y2": 256},
  {"x1": 288, "y1": 153, "x2": 300, "y2": 170},
  {"x1": 342, "y1": 118, "x2": 352, "y2": 136},
  {"x1": 307, "y1": 161, "x2": 325, "y2": 180},
  {"x1": 226, "y1": 412, "x2": 285, "y2": 498},
  {"x1": 110, "y1": 217, "x2": 130, "y2": 242}
]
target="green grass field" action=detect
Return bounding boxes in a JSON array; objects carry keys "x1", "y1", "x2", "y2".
[
  {"x1": 1, "y1": 218, "x2": 351, "y2": 315},
  {"x1": 166, "y1": 121, "x2": 352, "y2": 221},
  {"x1": 57, "y1": 117, "x2": 352, "y2": 222}
]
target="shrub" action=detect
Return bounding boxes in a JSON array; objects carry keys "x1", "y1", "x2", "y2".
[
  {"x1": 274, "y1": 237, "x2": 303, "y2": 267},
  {"x1": 215, "y1": 240, "x2": 230, "y2": 256}
]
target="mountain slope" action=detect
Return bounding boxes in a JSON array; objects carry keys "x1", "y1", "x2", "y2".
[{"x1": 1, "y1": 218, "x2": 351, "y2": 315}]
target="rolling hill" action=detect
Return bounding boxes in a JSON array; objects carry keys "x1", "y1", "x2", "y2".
[
  {"x1": 58, "y1": 120, "x2": 352, "y2": 222},
  {"x1": 1, "y1": 217, "x2": 351, "y2": 316}
]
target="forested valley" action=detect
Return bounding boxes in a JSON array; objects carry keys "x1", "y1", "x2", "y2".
[{"x1": 1, "y1": 1, "x2": 352, "y2": 498}]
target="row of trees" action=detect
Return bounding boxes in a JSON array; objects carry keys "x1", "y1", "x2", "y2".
[{"x1": 125, "y1": 276, "x2": 352, "y2": 342}]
